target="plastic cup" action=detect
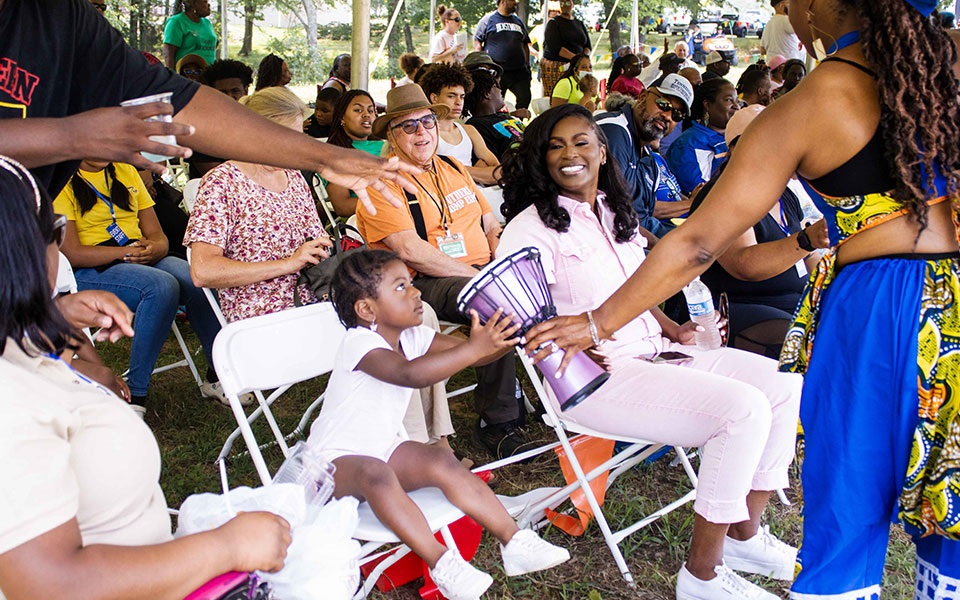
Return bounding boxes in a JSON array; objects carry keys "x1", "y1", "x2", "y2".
[{"x1": 120, "y1": 91, "x2": 179, "y2": 163}]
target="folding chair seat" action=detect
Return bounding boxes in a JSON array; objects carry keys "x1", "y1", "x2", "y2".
[
  {"x1": 211, "y1": 303, "x2": 474, "y2": 598},
  {"x1": 511, "y1": 349, "x2": 699, "y2": 587}
]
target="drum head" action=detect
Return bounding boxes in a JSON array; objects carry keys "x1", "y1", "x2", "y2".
[{"x1": 456, "y1": 246, "x2": 556, "y2": 331}]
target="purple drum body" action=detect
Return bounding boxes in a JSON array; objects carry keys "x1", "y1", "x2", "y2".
[{"x1": 456, "y1": 246, "x2": 608, "y2": 411}]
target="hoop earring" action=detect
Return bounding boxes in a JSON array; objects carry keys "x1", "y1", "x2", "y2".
[
  {"x1": 369, "y1": 318, "x2": 378, "y2": 333},
  {"x1": 807, "y1": 9, "x2": 837, "y2": 61}
]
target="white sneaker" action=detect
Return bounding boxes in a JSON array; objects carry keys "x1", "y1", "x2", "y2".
[
  {"x1": 200, "y1": 381, "x2": 256, "y2": 407},
  {"x1": 130, "y1": 404, "x2": 146, "y2": 419},
  {"x1": 429, "y1": 549, "x2": 493, "y2": 600},
  {"x1": 724, "y1": 525, "x2": 797, "y2": 580},
  {"x1": 676, "y1": 562, "x2": 779, "y2": 600},
  {"x1": 500, "y1": 529, "x2": 571, "y2": 577}
]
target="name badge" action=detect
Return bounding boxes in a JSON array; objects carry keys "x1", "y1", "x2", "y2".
[
  {"x1": 437, "y1": 232, "x2": 468, "y2": 258},
  {"x1": 795, "y1": 259, "x2": 808, "y2": 278},
  {"x1": 106, "y1": 222, "x2": 131, "y2": 246}
]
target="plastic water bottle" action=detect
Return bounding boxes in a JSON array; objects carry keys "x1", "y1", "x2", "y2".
[{"x1": 682, "y1": 277, "x2": 722, "y2": 350}]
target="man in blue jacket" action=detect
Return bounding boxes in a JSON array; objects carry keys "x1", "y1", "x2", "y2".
[{"x1": 596, "y1": 73, "x2": 694, "y2": 240}]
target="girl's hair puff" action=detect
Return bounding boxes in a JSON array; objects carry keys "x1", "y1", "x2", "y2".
[{"x1": 330, "y1": 249, "x2": 402, "y2": 327}]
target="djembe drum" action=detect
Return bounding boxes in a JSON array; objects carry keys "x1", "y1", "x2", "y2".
[{"x1": 457, "y1": 246, "x2": 609, "y2": 410}]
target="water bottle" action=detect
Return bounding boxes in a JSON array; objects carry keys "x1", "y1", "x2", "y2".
[{"x1": 682, "y1": 277, "x2": 722, "y2": 350}]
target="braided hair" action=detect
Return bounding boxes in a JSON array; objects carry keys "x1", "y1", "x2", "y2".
[
  {"x1": 330, "y1": 250, "x2": 401, "y2": 328},
  {"x1": 840, "y1": 0, "x2": 960, "y2": 230},
  {"x1": 500, "y1": 104, "x2": 638, "y2": 243}
]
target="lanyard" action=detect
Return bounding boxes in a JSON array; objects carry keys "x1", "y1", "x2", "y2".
[
  {"x1": 828, "y1": 31, "x2": 860, "y2": 54},
  {"x1": 413, "y1": 164, "x2": 451, "y2": 233},
  {"x1": 775, "y1": 198, "x2": 790, "y2": 237},
  {"x1": 80, "y1": 171, "x2": 117, "y2": 224}
]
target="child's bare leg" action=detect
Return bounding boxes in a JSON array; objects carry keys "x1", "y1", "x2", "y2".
[
  {"x1": 388, "y1": 442, "x2": 520, "y2": 545},
  {"x1": 332, "y1": 455, "x2": 449, "y2": 567}
]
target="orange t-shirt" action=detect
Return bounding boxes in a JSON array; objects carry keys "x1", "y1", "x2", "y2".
[{"x1": 357, "y1": 155, "x2": 494, "y2": 270}]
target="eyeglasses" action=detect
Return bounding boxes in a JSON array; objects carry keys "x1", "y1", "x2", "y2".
[
  {"x1": 90, "y1": 1, "x2": 107, "y2": 11},
  {"x1": 181, "y1": 68, "x2": 203, "y2": 76},
  {"x1": 446, "y1": 16, "x2": 462, "y2": 22},
  {"x1": 649, "y1": 92, "x2": 684, "y2": 123},
  {"x1": 51, "y1": 214, "x2": 67, "y2": 248},
  {"x1": 391, "y1": 113, "x2": 438, "y2": 134}
]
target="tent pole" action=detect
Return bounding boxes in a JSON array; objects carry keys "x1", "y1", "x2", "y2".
[
  {"x1": 630, "y1": 0, "x2": 638, "y2": 51},
  {"x1": 371, "y1": 0, "x2": 405, "y2": 75},
  {"x1": 220, "y1": 0, "x2": 228, "y2": 58},
  {"x1": 353, "y1": 0, "x2": 371, "y2": 90}
]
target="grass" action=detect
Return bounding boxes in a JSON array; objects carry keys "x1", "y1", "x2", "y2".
[{"x1": 96, "y1": 322, "x2": 920, "y2": 599}]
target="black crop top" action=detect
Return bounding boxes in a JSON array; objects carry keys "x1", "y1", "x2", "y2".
[{"x1": 804, "y1": 57, "x2": 896, "y2": 197}]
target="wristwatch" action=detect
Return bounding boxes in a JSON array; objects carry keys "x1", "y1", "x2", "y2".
[{"x1": 797, "y1": 225, "x2": 815, "y2": 252}]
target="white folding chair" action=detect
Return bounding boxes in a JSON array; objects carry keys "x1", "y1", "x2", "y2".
[
  {"x1": 510, "y1": 349, "x2": 699, "y2": 587},
  {"x1": 181, "y1": 178, "x2": 201, "y2": 213},
  {"x1": 212, "y1": 303, "x2": 472, "y2": 599}
]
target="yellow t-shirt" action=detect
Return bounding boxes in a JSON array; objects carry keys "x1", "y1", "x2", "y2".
[
  {"x1": 357, "y1": 155, "x2": 494, "y2": 271},
  {"x1": 53, "y1": 163, "x2": 155, "y2": 246},
  {"x1": 552, "y1": 76, "x2": 585, "y2": 105}
]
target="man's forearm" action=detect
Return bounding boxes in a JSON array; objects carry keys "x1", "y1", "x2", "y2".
[
  {"x1": 174, "y1": 86, "x2": 347, "y2": 173},
  {"x1": 0, "y1": 119, "x2": 85, "y2": 168},
  {"x1": 386, "y1": 235, "x2": 478, "y2": 278}
]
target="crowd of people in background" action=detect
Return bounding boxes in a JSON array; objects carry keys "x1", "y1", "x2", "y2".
[{"x1": 2, "y1": 0, "x2": 960, "y2": 598}]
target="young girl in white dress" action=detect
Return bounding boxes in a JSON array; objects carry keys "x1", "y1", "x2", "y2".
[{"x1": 307, "y1": 250, "x2": 569, "y2": 600}]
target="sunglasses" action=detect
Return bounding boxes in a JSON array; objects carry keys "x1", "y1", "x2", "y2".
[
  {"x1": 446, "y1": 16, "x2": 462, "y2": 21},
  {"x1": 91, "y1": 1, "x2": 107, "y2": 11},
  {"x1": 391, "y1": 113, "x2": 438, "y2": 134},
  {"x1": 650, "y1": 92, "x2": 684, "y2": 123},
  {"x1": 51, "y1": 214, "x2": 67, "y2": 248}
]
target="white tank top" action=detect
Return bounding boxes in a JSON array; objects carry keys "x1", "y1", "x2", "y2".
[{"x1": 437, "y1": 121, "x2": 474, "y2": 166}]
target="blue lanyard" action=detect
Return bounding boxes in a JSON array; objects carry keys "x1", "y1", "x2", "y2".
[
  {"x1": 80, "y1": 171, "x2": 117, "y2": 224},
  {"x1": 776, "y1": 199, "x2": 790, "y2": 237},
  {"x1": 828, "y1": 31, "x2": 860, "y2": 54}
]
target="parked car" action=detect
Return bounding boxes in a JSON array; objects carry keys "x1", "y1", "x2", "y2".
[
  {"x1": 662, "y1": 7, "x2": 691, "y2": 35},
  {"x1": 732, "y1": 10, "x2": 766, "y2": 37}
]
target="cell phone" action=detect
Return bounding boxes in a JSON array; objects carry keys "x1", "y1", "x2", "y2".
[{"x1": 653, "y1": 351, "x2": 693, "y2": 364}]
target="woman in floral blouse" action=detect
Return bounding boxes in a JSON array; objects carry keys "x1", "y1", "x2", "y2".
[{"x1": 185, "y1": 86, "x2": 332, "y2": 322}]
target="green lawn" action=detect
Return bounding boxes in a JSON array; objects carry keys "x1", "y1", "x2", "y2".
[{"x1": 100, "y1": 323, "x2": 918, "y2": 599}]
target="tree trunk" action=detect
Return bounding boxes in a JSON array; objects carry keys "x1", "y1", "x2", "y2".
[
  {"x1": 129, "y1": 0, "x2": 140, "y2": 48},
  {"x1": 605, "y1": 0, "x2": 621, "y2": 54},
  {"x1": 300, "y1": 0, "x2": 318, "y2": 53},
  {"x1": 404, "y1": 24, "x2": 414, "y2": 54},
  {"x1": 240, "y1": 0, "x2": 255, "y2": 56},
  {"x1": 517, "y1": 0, "x2": 529, "y2": 28}
]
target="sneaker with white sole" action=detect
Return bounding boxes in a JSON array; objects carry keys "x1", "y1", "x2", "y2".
[
  {"x1": 500, "y1": 529, "x2": 571, "y2": 577},
  {"x1": 129, "y1": 404, "x2": 147, "y2": 419},
  {"x1": 724, "y1": 525, "x2": 797, "y2": 580},
  {"x1": 200, "y1": 381, "x2": 256, "y2": 407},
  {"x1": 429, "y1": 549, "x2": 493, "y2": 600},
  {"x1": 676, "y1": 562, "x2": 779, "y2": 600}
]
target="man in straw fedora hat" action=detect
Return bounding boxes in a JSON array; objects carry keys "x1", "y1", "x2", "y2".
[{"x1": 359, "y1": 85, "x2": 534, "y2": 461}]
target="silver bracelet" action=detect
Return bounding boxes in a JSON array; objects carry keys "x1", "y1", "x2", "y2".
[{"x1": 586, "y1": 310, "x2": 602, "y2": 347}]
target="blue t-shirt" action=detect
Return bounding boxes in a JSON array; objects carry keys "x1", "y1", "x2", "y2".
[{"x1": 474, "y1": 11, "x2": 530, "y2": 71}]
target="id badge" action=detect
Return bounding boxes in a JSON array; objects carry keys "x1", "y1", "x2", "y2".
[
  {"x1": 437, "y1": 232, "x2": 468, "y2": 258},
  {"x1": 795, "y1": 259, "x2": 808, "y2": 278},
  {"x1": 106, "y1": 222, "x2": 130, "y2": 246}
]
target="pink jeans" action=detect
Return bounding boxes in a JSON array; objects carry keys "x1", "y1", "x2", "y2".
[{"x1": 560, "y1": 342, "x2": 802, "y2": 525}]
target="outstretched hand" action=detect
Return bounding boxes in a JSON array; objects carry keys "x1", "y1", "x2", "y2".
[
  {"x1": 467, "y1": 308, "x2": 521, "y2": 358},
  {"x1": 66, "y1": 103, "x2": 195, "y2": 175},
  {"x1": 55, "y1": 291, "x2": 134, "y2": 342},
  {"x1": 318, "y1": 153, "x2": 422, "y2": 216},
  {"x1": 523, "y1": 313, "x2": 594, "y2": 376}
]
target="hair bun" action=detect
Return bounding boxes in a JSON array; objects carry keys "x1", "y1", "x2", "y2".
[{"x1": 438, "y1": 5, "x2": 447, "y2": 16}]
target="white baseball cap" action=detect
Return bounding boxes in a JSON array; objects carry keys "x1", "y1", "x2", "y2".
[{"x1": 653, "y1": 73, "x2": 695, "y2": 116}]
